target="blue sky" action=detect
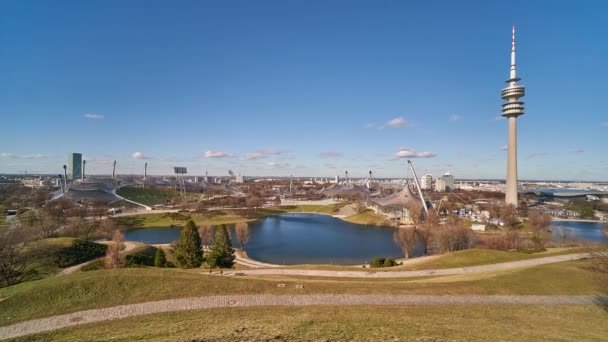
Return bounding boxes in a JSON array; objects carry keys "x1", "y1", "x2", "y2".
[{"x1": 1, "y1": 0, "x2": 607, "y2": 180}]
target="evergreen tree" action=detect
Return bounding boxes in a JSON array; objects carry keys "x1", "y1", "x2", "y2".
[
  {"x1": 174, "y1": 220, "x2": 203, "y2": 268},
  {"x1": 154, "y1": 248, "x2": 167, "y2": 267},
  {"x1": 206, "y1": 224, "x2": 235, "y2": 268}
]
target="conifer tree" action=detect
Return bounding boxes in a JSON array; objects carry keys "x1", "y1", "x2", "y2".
[
  {"x1": 154, "y1": 248, "x2": 167, "y2": 267},
  {"x1": 174, "y1": 220, "x2": 203, "y2": 268},
  {"x1": 207, "y1": 224, "x2": 235, "y2": 268}
]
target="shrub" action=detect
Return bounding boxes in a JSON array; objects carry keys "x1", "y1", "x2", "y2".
[
  {"x1": 370, "y1": 257, "x2": 385, "y2": 268},
  {"x1": 383, "y1": 257, "x2": 397, "y2": 267},
  {"x1": 55, "y1": 240, "x2": 107, "y2": 267},
  {"x1": 154, "y1": 248, "x2": 167, "y2": 267},
  {"x1": 125, "y1": 254, "x2": 154, "y2": 267},
  {"x1": 81, "y1": 259, "x2": 105, "y2": 271}
]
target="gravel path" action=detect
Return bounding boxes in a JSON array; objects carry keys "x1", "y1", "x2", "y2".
[
  {"x1": 226, "y1": 253, "x2": 591, "y2": 278},
  {"x1": 1, "y1": 294, "x2": 605, "y2": 340}
]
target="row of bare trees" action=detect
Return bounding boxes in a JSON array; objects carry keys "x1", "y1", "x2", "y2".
[{"x1": 393, "y1": 208, "x2": 473, "y2": 259}]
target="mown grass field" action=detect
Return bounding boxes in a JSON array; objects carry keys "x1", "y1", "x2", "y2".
[
  {"x1": 278, "y1": 247, "x2": 595, "y2": 271},
  {"x1": 115, "y1": 186, "x2": 182, "y2": 206},
  {"x1": 12, "y1": 305, "x2": 608, "y2": 342},
  {"x1": 342, "y1": 209, "x2": 393, "y2": 226},
  {"x1": 112, "y1": 212, "x2": 253, "y2": 229},
  {"x1": 1, "y1": 258, "x2": 605, "y2": 327}
]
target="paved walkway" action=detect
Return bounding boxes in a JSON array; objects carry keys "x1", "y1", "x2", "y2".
[
  {"x1": 225, "y1": 253, "x2": 591, "y2": 278},
  {"x1": 1, "y1": 294, "x2": 605, "y2": 340}
]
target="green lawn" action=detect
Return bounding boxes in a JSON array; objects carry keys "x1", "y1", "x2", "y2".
[
  {"x1": 113, "y1": 212, "x2": 252, "y2": 229},
  {"x1": 116, "y1": 186, "x2": 182, "y2": 206},
  {"x1": 12, "y1": 305, "x2": 608, "y2": 342},
  {"x1": 278, "y1": 247, "x2": 594, "y2": 271},
  {"x1": 343, "y1": 209, "x2": 392, "y2": 226},
  {"x1": 0, "y1": 258, "x2": 605, "y2": 327}
]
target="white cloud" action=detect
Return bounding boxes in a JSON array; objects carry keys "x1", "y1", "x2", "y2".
[
  {"x1": 602, "y1": 122, "x2": 608, "y2": 127},
  {"x1": 319, "y1": 151, "x2": 344, "y2": 158},
  {"x1": 495, "y1": 116, "x2": 506, "y2": 121},
  {"x1": 243, "y1": 149, "x2": 285, "y2": 160},
  {"x1": 83, "y1": 113, "x2": 104, "y2": 120},
  {"x1": 392, "y1": 147, "x2": 436, "y2": 159},
  {"x1": 0, "y1": 153, "x2": 50, "y2": 159},
  {"x1": 499, "y1": 145, "x2": 508, "y2": 151},
  {"x1": 385, "y1": 117, "x2": 408, "y2": 128},
  {"x1": 267, "y1": 162, "x2": 290, "y2": 169},
  {"x1": 364, "y1": 123, "x2": 375, "y2": 129},
  {"x1": 449, "y1": 114, "x2": 462, "y2": 121},
  {"x1": 131, "y1": 152, "x2": 152, "y2": 160},
  {"x1": 203, "y1": 150, "x2": 234, "y2": 159}
]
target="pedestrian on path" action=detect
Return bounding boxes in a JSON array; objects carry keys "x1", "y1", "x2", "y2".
[{"x1": 220, "y1": 268, "x2": 223, "y2": 276}]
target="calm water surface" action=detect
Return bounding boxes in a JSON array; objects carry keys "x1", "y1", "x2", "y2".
[
  {"x1": 549, "y1": 221, "x2": 607, "y2": 243},
  {"x1": 122, "y1": 215, "x2": 607, "y2": 265},
  {"x1": 124, "y1": 213, "x2": 403, "y2": 265}
]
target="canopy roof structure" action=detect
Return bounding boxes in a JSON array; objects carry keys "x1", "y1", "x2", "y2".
[{"x1": 370, "y1": 183, "x2": 422, "y2": 209}]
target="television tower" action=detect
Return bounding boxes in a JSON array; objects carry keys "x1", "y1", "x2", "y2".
[{"x1": 501, "y1": 26, "x2": 525, "y2": 206}]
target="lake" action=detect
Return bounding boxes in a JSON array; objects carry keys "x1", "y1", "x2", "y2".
[
  {"x1": 123, "y1": 213, "x2": 404, "y2": 265},
  {"x1": 122, "y1": 214, "x2": 607, "y2": 265}
]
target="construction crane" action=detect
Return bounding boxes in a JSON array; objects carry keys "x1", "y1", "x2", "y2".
[{"x1": 407, "y1": 160, "x2": 429, "y2": 215}]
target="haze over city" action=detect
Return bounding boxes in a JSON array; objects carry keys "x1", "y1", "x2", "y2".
[{"x1": 2, "y1": 0, "x2": 607, "y2": 180}]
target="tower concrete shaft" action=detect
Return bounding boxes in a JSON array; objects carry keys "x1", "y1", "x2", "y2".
[{"x1": 501, "y1": 26, "x2": 525, "y2": 206}]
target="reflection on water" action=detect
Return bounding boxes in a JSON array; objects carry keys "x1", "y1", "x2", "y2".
[
  {"x1": 122, "y1": 216, "x2": 607, "y2": 266},
  {"x1": 124, "y1": 214, "x2": 404, "y2": 265},
  {"x1": 549, "y1": 221, "x2": 607, "y2": 243}
]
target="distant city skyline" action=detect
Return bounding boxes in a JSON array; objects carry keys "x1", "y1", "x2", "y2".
[{"x1": 2, "y1": 1, "x2": 607, "y2": 180}]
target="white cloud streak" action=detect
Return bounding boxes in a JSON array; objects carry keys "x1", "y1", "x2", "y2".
[
  {"x1": 131, "y1": 152, "x2": 152, "y2": 160},
  {"x1": 83, "y1": 113, "x2": 104, "y2": 120},
  {"x1": 392, "y1": 147, "x2": 436, "y2": 159},
  {"x1": 203, "y1": 150, "x2": 234, "y2": 159},
  {"x1": 0, "y1": 153, "x2": 50, "y2": 159}
]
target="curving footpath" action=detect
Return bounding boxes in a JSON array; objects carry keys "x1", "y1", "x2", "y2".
[
  {"x1": 1, "y1": 294, "x2": 606, "y2": 340},
  {"x1": 226, "y1": 253, "x2": 591, "y2": 278}
]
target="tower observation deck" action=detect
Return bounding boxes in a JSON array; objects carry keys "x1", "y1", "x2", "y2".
[{"x1": 501, "y1": 26, "x2": 525, "y2": 117}]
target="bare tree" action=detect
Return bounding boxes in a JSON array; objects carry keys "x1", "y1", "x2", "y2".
[
  {"x1": 198, "y1": 224, "x2": 214, "y2": 248},
  {"x1": 408, "y1": 202, "x2": 423, "y2": 225},
  {"x1": 104, "y1": 230, "x2": 125, "y2": 269},
  {"x1": 0, "y1": 229, "x2": 40, "y2": 288},
  {"x1": 355, "y1": 199, "x2": 367, "y2": 214},
  {"x1": 435, "y1": 217, "x2": 472, "y2": 253},
  {"x1": 98, "y1": 218, "x2": 118, "y2": 240},
  {"x1": 418, "y1": 209, "x2": 439, "y2": 255},
  {"x1": 235, "y1": 222, "x2": 250, "y2": 251},
  {"x1": 393, "y1": 227, "x2": 417, "y2": 259},
  {"x1": 499, "y1": 204, "x2": 519, "y2": 230},
  {"x1": 528, "y1": 209, "x2": 552, "y2": 231}
]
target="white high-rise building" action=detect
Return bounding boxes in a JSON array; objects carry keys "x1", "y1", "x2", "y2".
[{"x1": 420, "y1": 174, "x2": 433, "y2": 190}]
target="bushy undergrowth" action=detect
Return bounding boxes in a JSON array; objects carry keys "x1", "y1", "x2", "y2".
[
  {"x1": 55, "y1": 240, "x2": 107, "y2": 267},
  {"x1": 369, "y1": 257, "x2": 397, "y2": 268}
]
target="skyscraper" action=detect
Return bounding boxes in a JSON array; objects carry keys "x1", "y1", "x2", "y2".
[
  {"x1": 501, "y1": 26, "x2": 525, "y2": 206},
  {"x1": 68, "y1": 153, "x2": 82, "y2": 180}
]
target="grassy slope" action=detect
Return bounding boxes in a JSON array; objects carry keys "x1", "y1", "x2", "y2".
[
  {"x1": 26, "y1": 237, "x2": 77, "y2": 279},
  {"x1": 113, "y1": 213, "x2": 252, "y2": 229},
  {"x1": 343, "y1": 210, "x2": 392, "y2": 226},
  {"x1": 13, "y1": 305, "x2": 608, "y2": 342},
  {"x1": 0, "y1": 258, "x2": 605, "y2": 327}
]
